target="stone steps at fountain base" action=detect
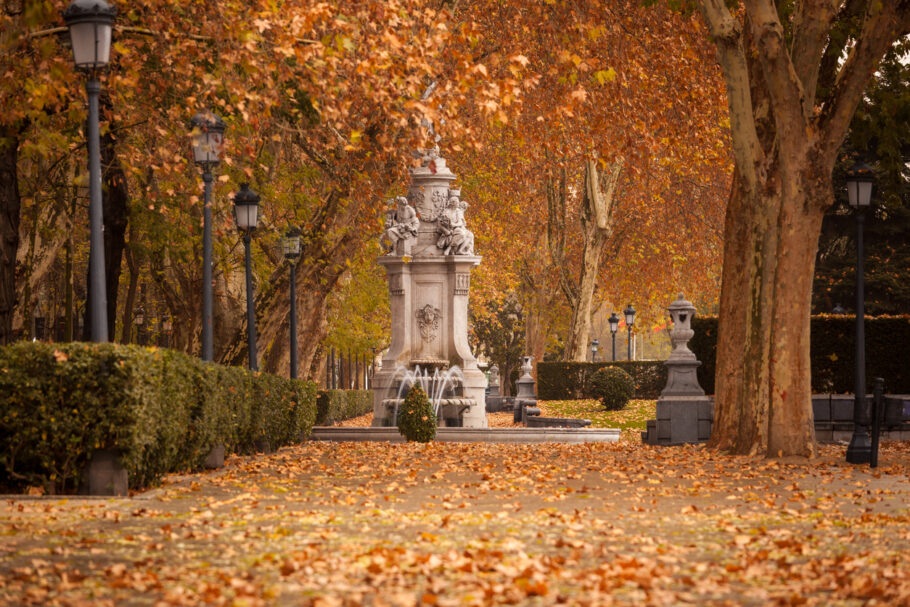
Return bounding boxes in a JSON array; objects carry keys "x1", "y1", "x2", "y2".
[{"x1": 309, "y1": 426, "x2": 620, "y2": 444}]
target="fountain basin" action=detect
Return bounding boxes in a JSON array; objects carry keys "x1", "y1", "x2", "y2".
[{"x1": 379, "y1": 397, "x2": 475, "y2": 428}]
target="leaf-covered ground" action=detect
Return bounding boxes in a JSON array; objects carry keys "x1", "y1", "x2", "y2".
[{"x1": 2, "y1": 440, "x2": 909, "y2": 606}]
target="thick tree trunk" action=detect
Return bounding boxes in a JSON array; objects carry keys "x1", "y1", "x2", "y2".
[
  {"x1": 709, "y1": 160, "x2": 826, "y2": 457},
  {"x1": 694, "y1": 0, "x2": 907, "y2": 457},
  {"x1": 0, "y1": 126, "x2": 21, "y2": 344}
]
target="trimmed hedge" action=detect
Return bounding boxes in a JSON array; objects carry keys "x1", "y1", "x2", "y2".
[
  {"x1": 0, "y1": 342, "x2": 317, "y2": 494},
  {"x1": 537, "y1": 361, "x2": 667, "y2": 400},
  {"x1": 689, "y1": 315, "x2": 910, "y2": 395},
  {"x1": 315, "y1": 389, "x2": 373, "y2": 425}
]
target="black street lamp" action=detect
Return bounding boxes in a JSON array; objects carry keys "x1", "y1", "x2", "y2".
[
  {"x1": 63, "y1": 0, "x2": 116, "y2": 342},
  {"x1": 623, "y1": 304, "x2": 636, "y2": 360},
  {"x1": 191, "y1": 111, "x2": 225, "y2": 362},
  {"x1": 233, "y1": 184, "x2": 260, "y2": 371},
  {"x1": 134, "y1": 306, "x2": 144, "y2": 346},
  {"x1": 590, "y1": 338, "x2": 600, "y2": 363},
  {"x1": 608, "y1": 312, "x2": 619, "y2": 361},
  {"x1": 845, "y1": 160, "x2": 874, "y2": 465},
  {"x1": 281, "y1": 228, "x2": 302, "y2": 379}
]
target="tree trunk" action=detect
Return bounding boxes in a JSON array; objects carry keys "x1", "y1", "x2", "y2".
[
  {"x1": 695, "y1": 0, "x2": 906, "y2": 457},
  {"x1": 0, "y1": 126, "x2": 21, "y2": 344},
  {"x1": 710, "y1": 163, "x2": 825, "y2": 457},
  {"x1": 119, "y1": 244, "x2": 138, "y2": 344},
  {"x1": 563, "y1": 159, "x2": 622, "y2": 361}
]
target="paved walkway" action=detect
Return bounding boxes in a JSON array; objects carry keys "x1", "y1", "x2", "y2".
[{"x1": 1, "y1": 441, "x2": 909, "y2": 606}]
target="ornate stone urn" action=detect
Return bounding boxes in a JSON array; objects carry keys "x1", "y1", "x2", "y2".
[
  {"x1": 372, "y1": 147, "x2": 487, "y2": 428},
  {"x1": 662, "y1": 294, "x2": 705, "y2": 397}
]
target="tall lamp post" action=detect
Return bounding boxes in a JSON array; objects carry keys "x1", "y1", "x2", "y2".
[
  {"x1": 608, "y1": 312, "x2": 619, "y2": 361},
  {"x1": 590, "y1": 338, "x2": 600, "y2": 363},
  {"x1": 63, "y1": 0, "x2": 116, "y2": 342},
  {"x1": 845, "y1": 160, "x2": 874, "y2": 465},
  {"x1": 190, "y1": 111, "x2": 225, "y2": 362},
  {"x1": 281, "y1": 228, "x2": 301, "y2": 379},
  {"x1": 134, "y1": 306, "x2": 144, "y2": 346},
  {"x1": 624, "y1": 304, "x2": 636, "y2": 360},
  {"x1": 233, "y1": 184, "x2": 260, "y2": 371}
]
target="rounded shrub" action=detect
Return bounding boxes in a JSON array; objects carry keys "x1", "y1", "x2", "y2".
[
  {"x1": 589, "y1": 366, "x2": 635, "y2": 411},
  {"x1": 397, "y1": 384, "x2": 437, "y2": 442}
]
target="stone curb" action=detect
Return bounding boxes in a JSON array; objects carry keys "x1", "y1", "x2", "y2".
[{"x1": 309, "y1": 426, "x2": 621, "y2": 444}]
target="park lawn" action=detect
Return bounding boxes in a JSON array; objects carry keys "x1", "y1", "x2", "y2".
[{"x1": 539, "y1": 399, "x2": 655, "y2": 441}]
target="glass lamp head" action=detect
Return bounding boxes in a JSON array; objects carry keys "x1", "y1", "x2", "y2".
[
  {"x1": 845, "y1": 160, "x2": 874, "y2": 208},
  {"x1": 623, "y1": 304, "x2": 636, "y2": 327},
  {"x1": 63, "y1": 0, "x2": 116, "y2": 71},
  {"x1": 191, "y1": 111, "x2": 226, "y2": 166},
  {"x1": 233, "y1": 184, "x2": 261, "y2": 231}
]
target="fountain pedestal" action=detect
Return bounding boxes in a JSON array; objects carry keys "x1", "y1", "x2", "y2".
[{"x1": 372, "y1": 149, "x2": 487, "y2": 428}]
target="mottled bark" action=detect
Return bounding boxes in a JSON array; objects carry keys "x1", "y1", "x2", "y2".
[
  {"x1": 699, "y1": 0, "x2": 908, "y2": 456},
  {"x1": 551, "y1": 159, "x2": 622, "y2": 362}
]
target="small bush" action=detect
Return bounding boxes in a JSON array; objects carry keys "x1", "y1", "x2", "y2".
[
  {"x1": 537, "y1": 361, "x2": 667, "y2": 400},
  {"x1": 588, "y1": 366, "x2": 635, "y2": 411},
  {"x1": 396, "y1": 384, "x2": 436, "y2": 442}
]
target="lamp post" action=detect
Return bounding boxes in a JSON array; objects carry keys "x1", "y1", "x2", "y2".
[
  {"x1": 190, "y1": 111, "x2": 225, "y2": 362},
  {"x1": 624, "y1": 304, "x2": 636, "y2": 360},
  {"x1": 134, "y1": 306, "x2": 144, "y2": 346},
  {"x1": 845, "y1": 160, "x2": 874, "y2": 465},
  {"x1": 590, "y1": 338, "x2": 600, "y2": 363},
  {"x1": 608, "y1": 312, "x2": 619, "y2": 361},
  {"x1": 63, "y1": 0, "x2": 116, "y2": 342},
  {"x1": 233, "y1": 184, "x2": 260, "y2": 371},
  {"x1": 281, "y1": 228, "x2": 301, "y2": 379}
]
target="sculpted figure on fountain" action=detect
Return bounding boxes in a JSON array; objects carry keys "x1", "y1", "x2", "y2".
[
  {"x1": 435, "y1": 190, "x2": 475, "y2": 256},
  {"x1": 381, "y1": 196, "x2": 419, "y2": 255}
]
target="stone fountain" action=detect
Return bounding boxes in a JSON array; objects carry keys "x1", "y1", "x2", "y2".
[{"x1": 372, "y1": 147, "x2": 488, "y2": 428}]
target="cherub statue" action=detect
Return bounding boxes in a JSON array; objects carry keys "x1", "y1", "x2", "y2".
[
  {"x1": 436, "y1": 191, "x2": 474, "y2": 255},
  {"x1": 381, "y1": 196, "x2": 419, "y2": 255}
]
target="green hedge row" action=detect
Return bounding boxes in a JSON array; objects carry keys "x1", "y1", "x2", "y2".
[
  {"x1": 315, "y1": 389, "x2": 373, "y2": 425},
  {"x1": 537, "y1": 361, "x2": 667, "y2": 400},
  {"x1": 690, "y1": 315, "x2": 910, "y2": 395},
  {"x1": 0, "y1": 342, "x2": 317, "y2": 494}
]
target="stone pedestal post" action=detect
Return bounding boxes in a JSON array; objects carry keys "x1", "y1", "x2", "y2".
[{"x1": 644, "y1": 294, "x2": 714, "y2": 445}]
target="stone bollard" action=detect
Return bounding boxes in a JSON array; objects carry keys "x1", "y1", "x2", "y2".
[{"x1": 488, "y1": 364, "x2": 500, "y2": 397}]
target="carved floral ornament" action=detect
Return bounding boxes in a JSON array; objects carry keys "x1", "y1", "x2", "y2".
[{"x1": 416, "y1": 304, "x2": 441, "y2": 343}]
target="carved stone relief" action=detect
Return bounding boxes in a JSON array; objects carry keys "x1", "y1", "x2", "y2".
[
  {"x1": 416, "y1": 304, "x2": 442, "y2": 343},
  {"x1": 389, "y1": 274, "x2": 404, "y2": 296},
  {"x1": 455, "y1": 273, "x2": 470, "y2": 296}
]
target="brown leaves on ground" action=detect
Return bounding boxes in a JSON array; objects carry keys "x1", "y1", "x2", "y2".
[{"x1": 1, "y1": 441, "x2": 909, "y2": 606}]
